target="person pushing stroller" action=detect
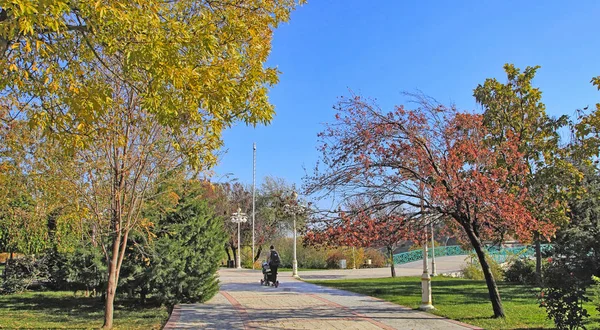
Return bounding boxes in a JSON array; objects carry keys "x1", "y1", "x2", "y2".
[{"x1": 260, "y1": 245, "x2": 280, "y2": 287}]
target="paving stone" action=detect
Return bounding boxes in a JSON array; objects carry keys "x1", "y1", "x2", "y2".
[{"x1": 164, "y1": 266, "x2": 481, "y2": 330}]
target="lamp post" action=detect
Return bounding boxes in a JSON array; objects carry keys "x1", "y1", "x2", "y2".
[
  {"x1": 231, "y1": 208, "x2": 247, "y2": 269},
  {"x1": 252, "y1": 143, "x2": 256, "y2": 270},
  {"x1": 419, "y1": 182, "x2": 434, "y2": 311},
  {"x1": 431, "y1": 222, "x2": 437, "y2": 276},
  {"x1": 283, "y1": 191, "x2": 305, "y2": 279}
]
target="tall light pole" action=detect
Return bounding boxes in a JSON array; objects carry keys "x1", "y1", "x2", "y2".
[
  {"x1": 252, "y1": 143, "x2": 256, "y2": 270},
  {"x1": 431, "y1": 222, "x2": 437, "y2": 276},
  {"x1": 231, "y1": 208, "x2": 247, "y2": 269},
  {"x1": 284, "y1": 191, "x2": 305, "y2": 279},
  {"x1": 419, "y1": 182, "x2": 434, "y2": 311}
]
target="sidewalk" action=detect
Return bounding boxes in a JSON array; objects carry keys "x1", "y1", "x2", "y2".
[
  {"x1": 297, "y1": 255, "x2": 468, "y2": 280},
  {"x1": 164, "y1": 267, "x2": 480, "y2": 330}
]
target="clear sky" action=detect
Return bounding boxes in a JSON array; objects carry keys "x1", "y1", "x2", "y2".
[{"x1": 213, "y1": 0, "x2": 600, "y2": 195}]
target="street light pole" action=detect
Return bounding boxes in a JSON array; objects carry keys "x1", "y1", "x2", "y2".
[
  {"x1": 419, "y1": 182, "x2": 434, "y2": 311},
  {"x1": 431, "y1": 222, "x2": 437, "y2": 276},
  {"x1": 230, "y1": 208, "x2": 247, "y2": 269},
  {"x1": 284, "y1": 191, "x2": 304, "y2": 279},
  {"x1": 237, "y1": 221, "x2": 241, "y2": 269},
  {"x1": 252, "y1": 143, "x2": 256, "y2": 270},
  {"x1": 293, "y1": 213, "x2": 297, "y2": 277}
]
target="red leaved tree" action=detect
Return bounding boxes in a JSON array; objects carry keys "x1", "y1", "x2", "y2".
[
  {"x1": 304, "y1": 94, "x2": 556, "y2": 318},
  {"x1": 305, "y1": 206, "x2": 416, "y2": 277}
]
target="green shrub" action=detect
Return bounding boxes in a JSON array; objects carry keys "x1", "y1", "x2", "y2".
[
  {"x1": 326, "y1": 250, "x2": 345, "y2": 269},
  {"x1": 240, "y1": 246, "x2": 256, "y2": 269},
  {"x1": 269, "y1": 237, "x2": 330, "y2": 269},
  {"x1": 66, "y1": 246, "x2": 107, "y2": 296},
  {"x1": 1, "y1": 256, "x2": 48, "y2": 294},
  {"x1": 268, "y1": 239, "x2": 380, "y2": 270},
  {"x1": 147, "y1": 197, "x2": 226, "y2": 305},
  {"x1": 43, "y1": 244, "x2": 106, "y2": 296},
  {"x1": 460, "y1": 254, "x2": 504, "y2": 281},
  {"x1": 461, "y1": 262, "x2": 483, "y2": 280},
  {"x1": 505, "y1": 258, "x2": 537, "y2": 285},
  {"x1": 540, "y1": 261, "x2": 590, "y2": 330},
  {"x1": 592, "y1": 275, "x2": 600, "y2": 314},
  {"x1": 297, "y1": 244, "x2": 328, "y2": 269},
  {"x1": 538, "y1": 163, "x2": 600, "y2": 329},
  {"x1": 44, "y1": 248, "x2": 68, "y2": 290}
]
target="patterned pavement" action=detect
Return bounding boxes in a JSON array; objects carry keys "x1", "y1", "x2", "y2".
[{"x1": 164, "y1": 263, "x2": 480, "y2": 330}]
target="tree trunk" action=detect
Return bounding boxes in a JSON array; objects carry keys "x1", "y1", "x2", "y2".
[
  {"x1": 140, "y1": 289, "x2": 147, "y2": 305},
  {"x1": 254, "y1": 245, "x2": 263, "y2": 263},
  {"x1": 387, "y1": 246, "x2": 396, "y2": 278},
  {"x1": 534, "y1": 232, "x2": 542, "y2": 285},
  {"x1": 103, "y1": 227, "x2": 121, "y2": 329},
  {"x1": 464, "y1": 225, "x2": 505, "y2": 318},
  {"x1": 225, "y1": 244, "x2": 232, "y2": 261},
  {"x1": 103, "y1": 166, "x2": 125, "y2": 329}
]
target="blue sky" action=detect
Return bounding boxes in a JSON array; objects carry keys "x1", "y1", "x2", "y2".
[{"x1": 214, "y1": 0, "x2": 600, "y2": 194}]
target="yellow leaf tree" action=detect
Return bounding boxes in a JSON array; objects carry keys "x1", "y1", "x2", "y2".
[{"x1": 1, "y1": 1, "x2": 302, "y2": 327}]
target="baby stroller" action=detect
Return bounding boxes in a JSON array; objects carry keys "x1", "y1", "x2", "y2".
[{"x1": 260, "y1": 262, "x2": 279, "y2": 288}]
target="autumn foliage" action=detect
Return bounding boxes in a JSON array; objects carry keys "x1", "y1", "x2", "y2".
[
  {"x1": 305, "y1": 211, "x2": 414, "y2": 248},
  {"x1": 305, "y1": 94, "x2": 557, "y2": 317},
  {"x1": 305, "y1": 208, "x2": 416, "y2": 277}
]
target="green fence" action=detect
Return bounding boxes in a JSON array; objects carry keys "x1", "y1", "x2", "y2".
[{"x1": 393, "y1": 244, "x2": 552, "y2": 265}]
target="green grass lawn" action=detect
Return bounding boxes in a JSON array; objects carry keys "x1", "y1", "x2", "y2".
[
  {"x1": 308, "y1": 276, "x2": 600, "y2": 330},
  {"x1": 0, "y1": 291, "x2": 169, "y2": 329}
]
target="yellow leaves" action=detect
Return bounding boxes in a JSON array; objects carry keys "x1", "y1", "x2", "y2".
[
  {"x1": 591, "y1": 76, "x2": 600, "y2": 90},
  {"x1": 139, "y1": 217, "x2": 156, "y2": 243},
  {"x1": 68, "y1": 84, "x2": 80, "y2": 94},
  {"x1": 167, "y1": 191, "x2": 180, "y2": 205},
  {"x1": 3, "y1": 0, "x2": 302, "y2": 171},
  {"x1": 117, "y1": 135, "x2": 127, "y2": 147}
]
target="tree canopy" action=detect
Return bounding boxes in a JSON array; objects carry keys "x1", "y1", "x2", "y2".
[
  {"x1": 1, "y1": 1, "x2": 303, "y2": 328},
  {"x1": 304, "y1": 92, "x2": 558, "y2": 318}
]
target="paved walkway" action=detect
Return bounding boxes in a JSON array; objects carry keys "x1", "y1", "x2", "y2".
[
  {"x1": 297, "y1": 255, "x2": 468, "y2": 280},
  {"x1": 164, "y1": 256, "x2": 479, "y2": 330}
]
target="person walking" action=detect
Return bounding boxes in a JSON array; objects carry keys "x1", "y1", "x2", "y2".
[{"x1": 267, "y1": 245, "x2": 281, "y2": 284}]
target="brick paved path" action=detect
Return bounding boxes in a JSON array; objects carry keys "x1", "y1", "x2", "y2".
[{"x1": 164, "y1": 268, "x2": 480, "y2": 330}]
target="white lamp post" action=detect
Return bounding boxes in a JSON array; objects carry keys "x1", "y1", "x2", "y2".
[
  {"x1": 231, "y1": 208, "x2": 248, "y2": 269},
  {"x1": 419, "y1": 183, "x2": 434, "y2": 311},
  {"x1": 284, "y1": 191, "x2": 305, "y2": 279},
  {"x1": 431, "y1": 222, "x2": 437, "y2": 276}
]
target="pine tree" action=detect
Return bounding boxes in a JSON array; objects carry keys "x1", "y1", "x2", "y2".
[{"x1": 148, "y1": 193, "x2": 226, "y2": 305}]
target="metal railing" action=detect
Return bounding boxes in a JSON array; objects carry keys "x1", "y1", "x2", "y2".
[{"x1": 393, "y1": 244, "x2": 552, "y2": 265}]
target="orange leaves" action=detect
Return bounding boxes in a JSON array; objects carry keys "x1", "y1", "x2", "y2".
[
  {"x1": 304, "y1": 209, "x2": 415, "y2": 249},
  {"x1": 306, "y1": 91, "x2": 550, "y2": 249}
]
